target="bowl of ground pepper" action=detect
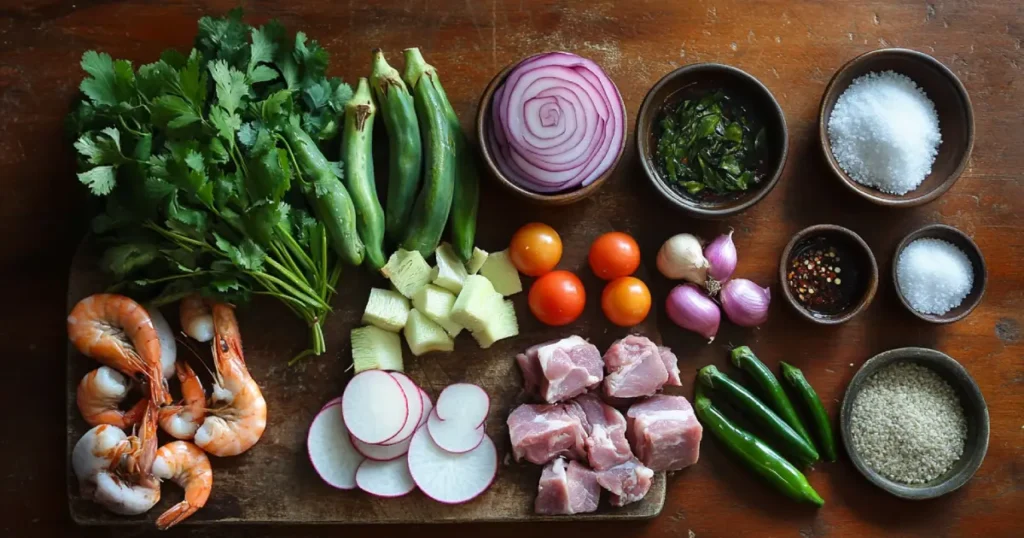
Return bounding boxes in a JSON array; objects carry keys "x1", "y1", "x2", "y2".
[
  {"x1": 840, "y1": 347, "x2": 989, "y2": 500},
  {"x1": 779, "y1": 224, "x2": 878, "y2": 325}
]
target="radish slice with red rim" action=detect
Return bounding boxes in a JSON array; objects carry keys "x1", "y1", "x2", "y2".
[
  {"x1": 355, "y1": 457, "x2": 416, "y2": 498},
  {"x1": 320, "y1": 396, "x2": 343, "y2": 411},
  {"x1": 380, "y1": 372, "x2": 424, "y2": 445},
  {"x1": 434, "y1": 383, "x2": 489, "y2": 427},
  {"x1": 308, "y1": 404, "x2": 365, "y2": 489},
  {"x1": 407, "y1": 427, "x2": 497, "y2": 504},
  {"x1": 342, "y1": 370, "x2": 409, "y2": 444},
  {"x1": 419, "y1": 389, "x2": 433, "y2": 428},
  {"x1": 427, "y1": 409, "x2": 486, "y2": 454},
  {"x1": 350, "y1": 434, "x2": 411, "y2": 462}
]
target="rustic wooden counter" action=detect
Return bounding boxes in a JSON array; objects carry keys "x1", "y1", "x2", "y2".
[{"x1": 1, "y1": 0, "x2": 1021, "y2": 536}]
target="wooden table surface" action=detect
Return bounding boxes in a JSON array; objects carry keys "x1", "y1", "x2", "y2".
[{"x1": 2, "y1": 0, "x2": 1021, "y2": 536}]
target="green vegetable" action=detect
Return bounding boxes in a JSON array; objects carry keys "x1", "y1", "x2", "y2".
[
  {"x1": 67, "y1": 9, "x2": 358, "y2": 361},
  {"x1": 399, "y1": 48, "x2": 456, "y2": 258},
  {"x1": 341, "y1": 78, "x2": 386, "y2": 270},
  {"x1": 283, "y1": 120, "x2": 364, "y2": 267},
  {"x1": 698, "y1": 365, "x2": 819, "y2": 465},
  {"x1": 694, "y1": 384, "x2": 824, "y2": 507},
  {"x1": 730, "y1": 346, "x2": 815, "y2": 448},
  {"x1": 781, "y1": 362, "x2": 838, "y2": 462},
  {"x1": 655, "y1": 91, "x2": 765, "y2": 196},
  {"x1": 370, "y1": 50, "x2": 422, "y2": 245},
  {"x1": 431, "y1": 63, "x2": 480, "y2": 262}
]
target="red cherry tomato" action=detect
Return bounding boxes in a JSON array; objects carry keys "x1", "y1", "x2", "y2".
[
  {"x1": 601, "y1": 277, "x2": 652, "y2": 327},
  {"x1": 509, "y1": 223, "x2": 563, "y2": 277},
  {"x1": 528, "y1": 270, "x2": 586, "y2": 326},
  {"x1": 589, "y1": 232, "x2": 641, "y2": 280}
]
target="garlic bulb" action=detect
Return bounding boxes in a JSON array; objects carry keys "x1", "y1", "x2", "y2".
[{"x1": 657, "y1": 233, "x2": 710, "y2": 284}]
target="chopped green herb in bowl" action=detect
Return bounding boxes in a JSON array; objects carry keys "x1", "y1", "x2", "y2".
[{"x1": 654, "y1": 91, "x2": 766, "y2": 197}]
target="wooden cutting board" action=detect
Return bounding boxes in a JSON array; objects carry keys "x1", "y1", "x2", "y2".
[{"x1": 66, "y1": 199, "x2": 669, "y2": 525}]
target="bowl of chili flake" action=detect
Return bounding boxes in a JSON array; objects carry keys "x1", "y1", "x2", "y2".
[{"x1": 779, "y1": 224, "x2": 879, "y2": 325}]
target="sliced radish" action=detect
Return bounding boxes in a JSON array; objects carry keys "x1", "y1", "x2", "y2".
[
  {"x1": 434, "y1": 383, "x2": 489, "y2": 427},
  {"x1": 308, "y1": 404, "x2": 365, "y2": 489},
  {"x1": 407, "y1": 427, "x2": 497, "y2": 504},
  {"x1": 356, "y1": 457, "x2": 416, "y2": 498},
  {"x1": 321, "y1": 396, "x2": 343, "y2": 410},
  {"x1": 419, "y1": 389, "x2": 433, "y2": 426},
  {"x1": 351, "y1": 434, "x2": 411, "y2": 462},
  {"x1": 342, "y1": 370, "x2": 409, "y2": 444},
  {"x1": 427, "y1": 409, "x2": 486, "y2": 454},
  {"x1": 380, "y1": 372, "x2": 425, "y2": 445}
]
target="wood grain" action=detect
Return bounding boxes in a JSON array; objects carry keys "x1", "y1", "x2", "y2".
[{"x1": 2, "y1": 0, "x2": 1022, "y2": 536}]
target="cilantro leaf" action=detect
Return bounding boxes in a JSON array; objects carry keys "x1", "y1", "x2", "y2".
[
  {"x1": 78, "y1": 166, "x2": 117, "y2": 196},
  {"x1": 243, "y1": 200, "x2": 287, "y2": 247},
  {"x1": 246, "y1": 147, "x2": 292, "y2": 201},
  {"x1": 328, "y1": 160, "x2": 344, "y2": 180},
  {"x1": 152, "y1": 95, "x2": 201, "y2": 129},
  {"x1": 248, "y1": 26, "x2": 279, "y2": 81},
  {"x1": 101, "y1": 243, "x2": 160, "y2": 279},
  {"x1": 259, "y1": 89, "x2": 293, "y2": 127},
  {"x1": 238, "y1": 121, "x2": 259, "y2": 148},
  {"x1": 209, "y1": 106, "x2": 242, "y2": 142},
  {"x1": 137, "y1": 60, "x2": 178, "y2": 100},
  {"x1": 214, "y1": 233, "x2": 265, "y2": 271},
  {"x1": 195, "y1": 8, "x2": 250, "y2": 70},
  {"x1": 74, "y1": 127, "x2": 129, "y2": 166},
  {"x1": 79, "y1": 51, "x2": 134, "y2": 107},
  {"x1": 209, "y1": 60, "x2": 248, "y2": 114},
  {"x1": 178, "y1": 50, "x2": 207, "y2": 106},
  {"x1": 293, "y1": 32, "x2": 328, "y2": 85}
]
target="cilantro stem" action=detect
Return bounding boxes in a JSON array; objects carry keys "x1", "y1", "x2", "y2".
[
  {"x1": 261, "y1": 256, "x2": 324, "y2": 305},
  {"x1": 270, "y1": 240, "x2": 305, "y2": 285},
  {"x1": 275, "y1": 226, "x2": 318, "y2": 279},
  {"x1": 246, "y1": 270, "x2": 327, "y2": 310}
]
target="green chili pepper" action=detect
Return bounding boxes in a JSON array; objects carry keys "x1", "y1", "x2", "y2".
[
  {"x1": 694, "y1": 384, "x2": 824, "y2": 507},
  {"x1": 698, "y1": 365, "x2": 819, "y2": 465},
  {"x1": 781, "y1": 362, "x2": 838, "y2": 462},
  {"x1": 730, "y1": 346, "x2": 816, "y2": 448}
]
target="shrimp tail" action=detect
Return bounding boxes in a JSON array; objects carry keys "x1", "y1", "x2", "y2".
[
  {"x1": 121, "y1": 398, "x2": 149, "y2": 427},
  {"x1": 156, "y1": 500, "x2": 201, "y2": 530}
]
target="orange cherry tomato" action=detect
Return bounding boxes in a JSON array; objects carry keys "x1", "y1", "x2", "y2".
[
  {"x1": 588, "y1": 231, "x2": 641, "y2": 280},
  {"x1": 509, "y1": 222, "x2": 563, "y2": 277},
  {"x1": 601, "y1": 276, "x2": 651, "y2": 327},
  {"x1": 528, "y1": 270, "x2": 586, "y2": 326}
]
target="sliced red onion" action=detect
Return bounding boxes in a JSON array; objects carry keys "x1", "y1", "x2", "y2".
[
  {"x1": 721, "y1": 279, "x2": 771, "y2": 327},
  {"x1": 666, "y1": 284, "x2": 721, "y2": 343},
  {"x1": 487, "y1": 52, "x2": 625, "y2": 193},
  {"x1": 705, "y1": 230, "x2": 738, "y2": 283}
]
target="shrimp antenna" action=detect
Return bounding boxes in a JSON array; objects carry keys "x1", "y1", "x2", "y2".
[{"x1": 175, "y1": 334, "x2": 216, "y2": 381}]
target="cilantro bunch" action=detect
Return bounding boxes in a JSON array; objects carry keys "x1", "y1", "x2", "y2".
[{"x1": 68, "y1": 10, "x2": 355, "y2": 362}]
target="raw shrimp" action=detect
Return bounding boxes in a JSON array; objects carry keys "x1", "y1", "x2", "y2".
[
  {"x1": 159, "y1": 360, "x2": 206, "y2": 440},
  {"x1": 180, "y1": 294, "x2": 214, "y2": 343},
  {"x1": 147, "y1": 305, "x2": 177, "y2": 379},
  {"x1": 67, "y1": 294, "x2": 170, "y2": 405},
  {"x1": 77, "y1": 366, "x2": 148, "y2": 428},
  {"x1": 74, "y1": 404, "x2": 161, "y2": 515},
  {"x1": 193, "y1": 303, "x2": 267, "y2": 457},
  {"x1": 153, "y1": 441, "x2": 212, "y2": 529}
]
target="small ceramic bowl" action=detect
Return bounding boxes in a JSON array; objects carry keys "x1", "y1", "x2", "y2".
[
  {"x1": 892, "y1": 224, "x2": 987, "y2": 323},
  {"x1": 819, "y1": 48, "x2": 974, "y2": 207},
  {"x1": 636, "y1": 63, "x2": 788, "y2": 218},
  {"x1": 841, "y1": 347, "x2": 989, "y2": 500},
  {"x1": 778, "y1": 224, "x2": 878, "y2": 325},
  {"x1": 475, "y1": 55, "x2": 626, "y2": 206}
]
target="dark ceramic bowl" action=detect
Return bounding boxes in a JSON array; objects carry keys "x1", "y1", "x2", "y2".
[
  {"x1": 636, "y1": 63, "x2": 788, "y2": 218},
  {"x1": 819, "y1": 48, "x2": 974, "y2": 207},
  {"x1": 778, "y1": 224, "x2": 878, "y2": 325},
  {"x1": 841, "y1": 347, "x2": 989, "y2": 500},
  {"x1": 892, "y1": 224, "x2": 986, "y2": 323},
  {"x1": 475, "y1": 55, "x2": 626, "y2": 206}
]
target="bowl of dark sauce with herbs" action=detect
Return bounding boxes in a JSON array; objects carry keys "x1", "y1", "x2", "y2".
[
  {"x1": 779, "y1": 224, "x2": 879, "y2": 325},
  {"x1": 637, "y1": 63, "x2": 788, "y2": 218}
]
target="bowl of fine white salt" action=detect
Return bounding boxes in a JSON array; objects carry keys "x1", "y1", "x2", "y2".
[
  {"x1": 893, "y1": 224, "x2": 986, "y2": 323},
  {"x1": 818, "y1": 48, "x2": 973, "y2": 207}
]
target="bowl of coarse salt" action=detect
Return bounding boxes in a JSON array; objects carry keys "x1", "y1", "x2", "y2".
[
  {"x1": 840, "y1": 347, "x2": 989, "y2": 500},
  {"x1": 892, "y1": 224, "x2": 987, "y2": 323},
  {"x1": 819, "y1": 48, "x2": 974, "y2": 207}
]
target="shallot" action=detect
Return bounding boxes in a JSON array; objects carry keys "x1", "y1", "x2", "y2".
[
  {"x1": 704, "y1": 230, "x2": 738, "y2": 283},
  {"x1": 665, "y1": 284, "x2": 721, "y2": 342},
  {"x1": 657, "y1": 233, "x2": 709, "y2": 284},
  {"x1": 720, "y1": 279, "x2": 771, "y2": 327}
]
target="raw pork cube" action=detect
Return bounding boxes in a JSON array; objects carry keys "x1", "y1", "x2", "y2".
[
  {"x1": 658, "y1": 346, "x2": 682, "y2": 387},
  {"x1": 508, "y1": 404, "x2": 587, "y2": 464},
  {"x1": 572, "y1": 394, "x2": 633, "y2": 471},
  {"x1": 626, "y1": 395, "x2": 703, "y2": 471},
  {"x1": 603, "y1": 335, "x2": 669, "y2": 398},
  {"x1": 595, "y1": 459, "x2": 654, "y2": 506},
  {"x1": 535, "y1": 458, "x2": 600, "y2": 515},
  {"x1": 516, "y1": 336, "x2": 603, "y2": 403}
]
